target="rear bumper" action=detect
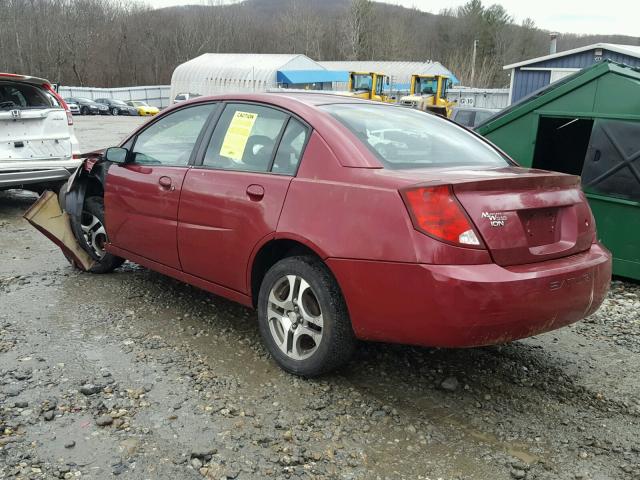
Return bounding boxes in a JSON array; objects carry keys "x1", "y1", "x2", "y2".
[
  {"x1": 0, "y1": 161, "x2": 81, "y2": 188},
  {"x1": 327, "y1": 243, "x2": 612, "y2": 347}
]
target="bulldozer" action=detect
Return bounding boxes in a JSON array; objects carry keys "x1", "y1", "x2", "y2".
[
  {"x1": 347, "y1": 72, "x2": 393, "y2": 102},
  {"x1": 399, "y1": 74, "x2": 455, "y2": 117}
]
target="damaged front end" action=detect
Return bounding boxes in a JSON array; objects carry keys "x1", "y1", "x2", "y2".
[{"x1": 23, "y1": 152, "x2": 109, "y2": 271}]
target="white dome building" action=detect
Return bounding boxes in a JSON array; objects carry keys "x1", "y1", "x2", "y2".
[{"x1": 170, "y1": 53, "x2": 348, "y2": 100}]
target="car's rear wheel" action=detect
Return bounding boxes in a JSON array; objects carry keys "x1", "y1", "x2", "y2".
[
  {"x1": 257, "y1": 255, "x2": 355, "y2": 377},
  {"x1": 111, "y1": 107, "x2": 119, "y2": 116},
  {"x1": 80, "y1": 196, "x2": 124, "y2": 274}
]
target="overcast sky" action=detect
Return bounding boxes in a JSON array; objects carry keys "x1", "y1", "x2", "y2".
[{"x1": 143, "y1": 0, "x2": 639, "y2": 37}]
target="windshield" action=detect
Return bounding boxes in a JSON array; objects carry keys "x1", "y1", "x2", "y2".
[
  {"x1": 351, "y1": 74, "x2": 372, "y2": 91},
  {"x1": 132, "y1": 101, "x2": 148, "y2": 107},
  {"x1": 321, "y1": 104, "x2": 510, "y2": 170},
  {"x1": 415, "y1": 77, "x2": 437, "y2": 95},
  {"x1": 0, "y1": 82, "x2": 54, "y2": 110}
]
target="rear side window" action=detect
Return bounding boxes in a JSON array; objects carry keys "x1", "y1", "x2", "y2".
[
  {"x1": 272, "y1": 118, "x2": 309, "y2": 175},
  {"x1": 203, "y1": 103, "x2": 289, "y2": 172},
  {"x1": 0, "y1": 82, "x2": 53, "y2": 110},
  {"x1": 131, "y1": 104, "x2": 216, "y2": 166},
  {"x1": 322, "y1": 104, "x2": 509, "y2": 169}
]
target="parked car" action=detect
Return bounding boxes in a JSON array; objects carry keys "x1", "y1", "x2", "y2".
[
  {"x1": 95, "y1": 98, "x2": 138, "y2": 116},
  {"x1": 174, "y1": 92, "x2": 201, "y2": 104},
  {"x1": 0, "y1": 73, "x2": 80, "y2": 193},
  {"x1": 126, "y1": 100, "x2": 159, "y2": 116},
  {"x1": 60, "y1": 93, "x2": 611, "y2": 376},
  {"x1": 450, "y1": 106, "x2": 499, "y2": 129},
  {"x1": 65, "y1": 97, "x2": 108, "y2": 116},
  {"x1": 66, "y1": 100, "x2": 81, "y2": 115}
]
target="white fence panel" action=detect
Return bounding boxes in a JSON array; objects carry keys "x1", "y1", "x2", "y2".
[{"x1": 447, "y1": 88, "x2": 510, "y2": 109}]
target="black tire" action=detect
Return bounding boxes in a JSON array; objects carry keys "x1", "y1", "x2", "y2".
[
  {"x1": 257, "y1": 255, "x2": 355, "y2": 377},
  {"x1": 111, "y1": 107, "x2": 119, "y2": 116},
  {"x1": 80, "y1": 196, "x2": 125, "y2": 274},
  {"x1": 81, "y1": 106, "x2": 89, "y2": 115},
  {"x1": 57, "y1": 179, "x2": 72, "y2": 211}
]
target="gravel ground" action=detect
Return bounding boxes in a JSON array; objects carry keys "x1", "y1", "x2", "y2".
[{"x1": 1, "y1": 117, "x2": 639, "y2": 479}]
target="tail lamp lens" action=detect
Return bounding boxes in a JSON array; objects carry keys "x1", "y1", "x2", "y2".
[
  {"x1": 402, "y1": 185, "x2": 482, "y2": 247},
  {"x1": 43, "y1": 83, "x2": 73, "y2": 126}
]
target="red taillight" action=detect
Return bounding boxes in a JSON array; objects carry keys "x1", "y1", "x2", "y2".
[
  {"x1": 401, "y1": 185, "x2": 483, "y2": 248},
  {"x1": 43, "y1": 82, "x2": 73, "y2": 126}
]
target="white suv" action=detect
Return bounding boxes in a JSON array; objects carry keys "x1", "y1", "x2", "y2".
[{"x1": 0, "y1": 73, "x2": 81, "y2": 193}]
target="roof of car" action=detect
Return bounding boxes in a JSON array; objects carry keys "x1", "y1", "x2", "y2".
[
  {"x1": 264, "y1": 91, "x2": 374, "y2": 106},
  {"x1": 0, "y1": 73, "x2": 50, "y2": 86},
  {"x1": 178, "y1": 91, "x2": 385, "y2": 111}
]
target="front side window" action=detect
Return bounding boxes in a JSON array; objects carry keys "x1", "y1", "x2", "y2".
[
  {"x1": 322, "y1": 104, "x2": 510, "y2": 170},
  {"x1": 375, "y1": 76, "x2": 387, "y2": 96},
  {"x1": 440, "y1": 78, "x2": 449, "y2": 97},
  {"x1": 203, "y1": 104, "x2": 289, "y2": 172},
  {"x1": 131, "y1": 104, "x2": 215, "y2": 166}
]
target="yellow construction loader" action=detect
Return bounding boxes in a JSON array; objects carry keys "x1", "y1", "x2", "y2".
[
  {"x1": 347, "y1": 72, "x2": 393, "y2": 102},
  {"x1": 399, "y1": 74, "x2": 455, "y2": 117}
]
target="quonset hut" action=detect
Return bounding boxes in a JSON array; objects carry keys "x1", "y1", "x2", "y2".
[{"x1": 169, "y1": 53, "x2": 348, "y2": 101}]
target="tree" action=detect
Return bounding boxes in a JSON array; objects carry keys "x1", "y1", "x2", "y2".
[{"x1": 346, "y1": 0, "x2": 373, "y2": 60}]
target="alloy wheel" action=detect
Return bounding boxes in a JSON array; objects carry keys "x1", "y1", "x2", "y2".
[
  {"x1": 267, "y1": 275, "x2": 323, "y2": 360},
  {"x1": 80, "y1": 212, "x2": 107, "y2": 259}
]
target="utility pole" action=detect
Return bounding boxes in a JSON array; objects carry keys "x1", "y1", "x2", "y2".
[{"x1": 470, "y1": 39, "x2": 478, "y2": 87}]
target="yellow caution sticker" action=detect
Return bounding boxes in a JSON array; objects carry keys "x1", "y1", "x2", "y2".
[{"x1": 220, "y1": 111, "x2": 258, "y2": 160}]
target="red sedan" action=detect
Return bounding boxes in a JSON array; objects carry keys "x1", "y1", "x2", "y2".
[{"x1": 62, "y1": 93, "x2": 611, "y2": 376}]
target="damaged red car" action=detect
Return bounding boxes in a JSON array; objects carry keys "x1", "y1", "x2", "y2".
[{"x1": 45, "y1": 93, "x2": 611, "y2": 376}]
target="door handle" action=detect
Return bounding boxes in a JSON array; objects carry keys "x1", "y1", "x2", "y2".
[
  {"x1": 159, "y1": 176, "x2": 174, "y2": 190},
  {"x1": 246, "y1": 184, "x2": 265, "y2": 200}
]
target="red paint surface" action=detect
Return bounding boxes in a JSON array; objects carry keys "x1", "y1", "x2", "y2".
[
  {"x1": 102, "y1": 93, "x2": 611, "y2": 348},
  {"x1": 105, "y1": 164, "x2": 187, "y2": 269},
  {"x1": 178, "y1": 169, "x2": 291, "y2": 292}
]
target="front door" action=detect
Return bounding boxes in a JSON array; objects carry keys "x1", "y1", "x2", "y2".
[
  {"x1": 105, "y1": 103, "x2": 217, "y2": 269},
  {"x1": 178, "y1": 102, "x2": 310, "y2": 293}
]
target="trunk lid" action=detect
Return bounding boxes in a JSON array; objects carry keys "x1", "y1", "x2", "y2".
[
  {"x1": 450, "y1": 170, "x2": 595, "y2": 266},
  {"x1": 0, "y1": 108, "x2": 72, "y2": 162}
]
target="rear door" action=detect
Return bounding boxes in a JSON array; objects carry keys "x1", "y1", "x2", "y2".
[
  {"x1": 178, "y1": 102, "x2": 310, "y2": 293},
  {"x1": 0, "y1": 81, "x2": 71, "y2": 163},
  {"x1": 105, "y1": 103, "x2": 217, "y2": 269}
]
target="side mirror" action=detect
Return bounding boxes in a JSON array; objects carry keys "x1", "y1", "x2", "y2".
[{"x1": 105, "y1": 147, "x2": 129, "y2": 164}]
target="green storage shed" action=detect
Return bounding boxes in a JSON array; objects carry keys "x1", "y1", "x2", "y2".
[{"x1": 476, "y1": 61, "x2": 640, "y2": 280}]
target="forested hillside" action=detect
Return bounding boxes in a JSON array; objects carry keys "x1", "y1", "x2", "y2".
[{"x1": 0, "y1": 0, "x2": 637, "y2": 88}]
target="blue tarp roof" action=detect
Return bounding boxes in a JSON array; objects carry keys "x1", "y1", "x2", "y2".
[{"x1": 277, "y1": 70, "x2": 350, "y2": 84}]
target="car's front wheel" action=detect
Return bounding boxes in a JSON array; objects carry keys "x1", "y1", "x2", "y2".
[
  {"x1": 79, "y1": 196, "x2": 124, "y2": 274},
  {"x1": 257, "y1": 256, "x2": 355, "y2": 377},
  {"x1": 81, "y1": 106, "x2": 89, "y2": 115},
  {"x1": 111, "y1": 107, "x2": 119, "y2": 116}
]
